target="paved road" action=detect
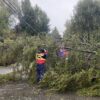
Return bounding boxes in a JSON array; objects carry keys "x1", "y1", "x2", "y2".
[
  {"x1": 0, "y1": 67, "x2": 13, "y2": 75},
  {"x1": 0, "y1": 83, "x2": 100, "y2": 100}
]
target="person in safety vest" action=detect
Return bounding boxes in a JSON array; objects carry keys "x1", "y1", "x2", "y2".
[
  {"x1": 57, "y1": 47, "x2": 70, "y2": 60},
  {"x1": 36, "y1": 48, "x2": 48, "y2": 82}
]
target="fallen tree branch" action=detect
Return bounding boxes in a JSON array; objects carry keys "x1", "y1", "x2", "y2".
[{"x1": 65, "y1": 47, "x2": 97, "y2": 54}]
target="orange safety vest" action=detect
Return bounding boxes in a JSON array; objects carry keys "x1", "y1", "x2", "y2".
[{"x1": 36, "y1": 53, "x2": 46, "y2": 64}]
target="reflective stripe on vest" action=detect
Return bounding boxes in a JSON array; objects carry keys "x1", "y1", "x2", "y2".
[{"x1": 36, "y1": 53, "x2": 46, "y2": 64}]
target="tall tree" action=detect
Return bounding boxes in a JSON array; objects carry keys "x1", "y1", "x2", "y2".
[
  {"x1": 51, "y1": 27, "x2": 61, "y2": 43},
  {"x1": 64, "y1": 0, "x2": 100, "y2": 42},
  {"x1": 19, "y1": 0, "x2": 49, "y2": 35},
  {"x1": 0, "y1": 2, "x2": 9, "y2": 37},
  {"x1": 34, "y1": 5, "x2": 49, "y2": 34},
  {"x1": 19, "y1": 0, "x2": 36, "y2": 35}
]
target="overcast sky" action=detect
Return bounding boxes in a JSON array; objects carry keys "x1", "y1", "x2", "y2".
[{"x1": 30, "y1": 0, "x2": 79, "y2": 34}]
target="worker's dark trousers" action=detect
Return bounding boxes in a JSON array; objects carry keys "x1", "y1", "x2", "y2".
[{"x1": 36, "y1": 64, "x2": 45, "y2": 82}]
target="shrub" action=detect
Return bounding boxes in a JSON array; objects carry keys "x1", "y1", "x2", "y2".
[
  {"x1": 40, "y1": 68, "x2": 100, "y2": 93},
  {"x1": 77, "y1": 84, "x2": 100, "y2": 96}
]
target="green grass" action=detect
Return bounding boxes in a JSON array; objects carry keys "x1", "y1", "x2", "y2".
[{"x1": 0, "y1": 73, "x2": 20, "y2": 85}]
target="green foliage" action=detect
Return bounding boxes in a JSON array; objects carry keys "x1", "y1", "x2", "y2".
[
  {"x1": 40, "y1": 68, "x2": 100, "y2": 93},
  {"x1": 28, "y1": 62, "x2": 37, "y2": 84},
  {"x1": 0, "y1": 33, "x2": 99, "y2": 97},
  {"x1": 0, "y1": 5, "x2": 9, "y2": 36},
  {"x1": 0, "y1": 36, "x2": 24, "y2": 66},
  {"x1": 75, "y1": 0, "x2": 100, "y2": 32},
  {"x1": 0, "y1": 73, "x2": 20, "y2": 85},
  {"x1": 34, "y1": 5, "x2": 50, "y2": 33},
  {"x1": 40, "y1": 70, "x2": 59, "y2": 88},
  {"x1": 14, "y1": 35, "x2": 55, "y2": 82},
  {"x1": 51, "y1": 27, "x2": 61, "y2": 44},
  {"x1": 67, "y1": 51, "x2": 98, "y2": 74},
  {"x1": 0, "y1": 0, "x2": 99, "y2": 97},
  {"x1": 64, "y1": 0, "x2": 100, "y2": 42},
  {"x1": 77, "y1": 84, "x2": 100, "y2": 96},
  {"x1": 19, "y1": 0, "x2": 49, "y2": 35}
]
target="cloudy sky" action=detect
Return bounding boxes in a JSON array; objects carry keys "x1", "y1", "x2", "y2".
[{"x1": 30, "y1": 0, "x2": 79, "y2": 34}]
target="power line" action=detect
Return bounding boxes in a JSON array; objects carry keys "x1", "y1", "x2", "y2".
[
  {"x1": 6, "y1": 0, "x2": 45, "y2": 34},
  {"x1": 8, "y1": 0, "x2": 41, "y2": 33},
  {"x1": 4, "y1": 0, "x2": 21, "y2": 15},
  {"x1": 6, "y1": 0, "x2": 37, "y2": 33},
  {"x1": 0, "y1": 1, "x2": 13, "y2": 19},
  {"x1": 2, "y1": 0, "x2": 38, "y2": 34}
]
